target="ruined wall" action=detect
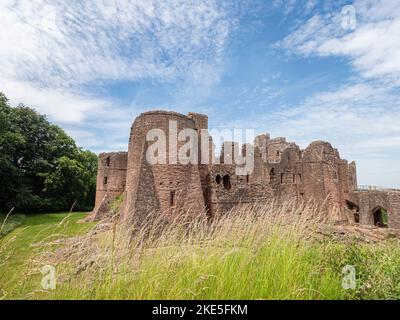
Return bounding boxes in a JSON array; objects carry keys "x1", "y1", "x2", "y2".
[
  {"x1": 209, "y1": 137, "x2": 303, "y2": 214},
  {"x1": 299, "y1": 141, "x2": 348, "y2": 219},
  {"x1": 301, "y1": 141, "x2": 334, "y2": 204},
  {"x1": 267, "y1": 137, "x2": 291, "y2": 163},
  {"x1": 90, "y1": 152, "x2": 127, "y2": 221},
  {"x1": 348, "y1": 161, "x2": 358, "y2": 191},
  {"x1": 188, "y1": 112, "x2": 212, "y2": 215},
  {"x1": 254, "y1": 134, "x2": 270, "y2": 162},
  {"x1": 388, "y1": 192, "x2": 400, "y2": 229},
  {"x1": 220, "y1": 141, "x2": 239, "y2": 165},
  {"x1": 270, "y1": 144, "x2": 302, "y2": 200},
  {"x1": 348, "y1": 191, "x2": 400, "y2": 228},
  {"x1": 91, "y1": 110, "x2": 400, "y2": 229},
  {"x1": 209, "y1": 135, "x2": 354, "y2": 221},
  {"x1": 94, "y1": 152, "x2": 127, "y2": 208}
]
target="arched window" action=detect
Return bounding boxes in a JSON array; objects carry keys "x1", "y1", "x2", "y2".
[
  {"x1": 106, "y1": 156, "x2": 110, "y2": 167},
  {"x1": 223, "y1": 175, "x2": 231, "y2": 190},
  {"x1": 215, "y1": 175, "x2": 222, "y2": 184},
  {"x1": 103, "y1": 177, "x2": 108, "y2": 185}
]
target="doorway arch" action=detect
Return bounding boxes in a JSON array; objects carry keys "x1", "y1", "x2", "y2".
[{"x1": 371, "y1": 207, "x2": 388, "y2": 228}]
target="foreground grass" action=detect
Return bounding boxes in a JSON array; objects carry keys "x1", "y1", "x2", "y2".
[
  {"x1": 0, "y1": 213, "x2": 94, "y2": 299},
  {"x1": 1, "y1": 204, "x2": 400, "y2": 300}
]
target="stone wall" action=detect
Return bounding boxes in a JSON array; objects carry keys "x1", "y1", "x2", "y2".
[{"x1": 348, "y1": 190, "x2": 400, "y2": 228}]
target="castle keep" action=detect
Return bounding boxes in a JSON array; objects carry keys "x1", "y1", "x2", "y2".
[{"x1": 91, "y1": 111, "x2": 400, "y2": 229}]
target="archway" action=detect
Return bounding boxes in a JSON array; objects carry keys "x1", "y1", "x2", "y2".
[
  {"x1": 345, "y1": 200, "x2": 360, "y2": 224},
  {"x1": 215, "y1": 175, "x2": 222, "y2": 185},
  {"x1": 372, "y1": 207, "x2": 388, "y2": 228}
]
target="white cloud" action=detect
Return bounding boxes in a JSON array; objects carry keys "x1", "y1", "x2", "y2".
[
  {"x1": 247, "y1": 82, "x2": 400, "y2": 188},
  {"x1": 1, "y1": 78, "x2": 135, "y2": 152},
  {"x1": 269, "y1": 0, "x2": 400, "y2": 187},
  {"x1": 1, "y1": 79, "x2": 110, "y2": 123},
  {"x1": 218, "y1": 80, "x2": 400, "y2": 187},
  {"x1": 0, "y1": 0, "x2": 240, "y2": 151},
  {"x1": 276, "y1": 0, "x2": 400, "y2": 85},
  {"x1": 0, "y1": 0, "x2": 237, "y2": 87}
]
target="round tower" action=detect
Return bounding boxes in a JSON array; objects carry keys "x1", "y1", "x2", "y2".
[{"x1": 122, "y1": 111, "x2": 206, "y2": 223}]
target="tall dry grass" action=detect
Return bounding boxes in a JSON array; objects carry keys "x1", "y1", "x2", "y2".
[
  {"x1": 24, "y1": 200, "x2": 346, "y2": 299},
  {"x1": 5, "y1": 200, "x2": 400, "y2": 300}
]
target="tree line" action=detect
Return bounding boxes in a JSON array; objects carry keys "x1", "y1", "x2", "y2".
[{"x1": 0, "y1": 92, "x2": 97, "y2": 213}]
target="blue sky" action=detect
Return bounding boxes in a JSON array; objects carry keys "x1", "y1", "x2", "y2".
[{"x1": 1, "y1": 0, "x2": 400, "y2": 187}]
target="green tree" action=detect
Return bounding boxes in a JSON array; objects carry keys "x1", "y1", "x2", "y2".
[{"x1": 0, "y1": 92, "x2": 98, "y2": 213}]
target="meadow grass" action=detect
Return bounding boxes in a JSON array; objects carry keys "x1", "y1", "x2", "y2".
[{"x1": 1, "y1": 203, "x2": 400, "y2": 300}]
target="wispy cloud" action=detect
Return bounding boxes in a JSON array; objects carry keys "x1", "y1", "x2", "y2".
[
  {"x1": 1, "y1": 0, "x2": 398, "y2": 187},
  {"x1": 0, "y1": 0, "x2": 242, "y2": 150},
  {"x1": 243, "y1": 82, "x2": 400, "y2": 188},
  {"x1": 1, "y1": 79, "x2": 111, "y2": 123},
  {"x1": 265, "y1": 0, "x2": 400, "y2": 187},
  {"x1": 0, "y1": 0, "x2": 238, "y2": 87},
  {"x1": 276, "y1": 0, "x2": 400, "y2": 85}
]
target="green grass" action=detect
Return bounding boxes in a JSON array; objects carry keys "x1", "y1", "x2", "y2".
[
  {"x1": 1, "y1": 203, "x2": 400, "y2": 300},
  {"x1": 0, "y1": 212, "x2": 94, "y2": 299}
]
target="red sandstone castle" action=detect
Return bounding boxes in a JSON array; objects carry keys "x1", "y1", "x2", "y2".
[{"x1": 91, "y1": 111, "x2": 400, "y2": 229}]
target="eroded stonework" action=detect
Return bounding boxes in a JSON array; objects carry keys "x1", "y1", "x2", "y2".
[{"x1": 90, "y1": 110, "x2": 400, "y2": 229}]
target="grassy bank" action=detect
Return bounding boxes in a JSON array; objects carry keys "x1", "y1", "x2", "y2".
[
  {"x1": 1, "y1": 204, "x2": 400, "y2": 300},
  {"x1": 0, "y1": 213, "x2": 26, "y2": 238},
  {"x1": 0, "y1": 212, "x2": 94, "y2": 299}
]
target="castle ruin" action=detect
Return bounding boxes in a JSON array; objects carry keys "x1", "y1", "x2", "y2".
[{"x1": 90, "y1": 111, "x2": 400, "y2": 229}]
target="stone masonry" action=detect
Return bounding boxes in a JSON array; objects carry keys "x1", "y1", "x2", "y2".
[{"x1": 90, "y1": 110, "x2": 400, "y2": 229}]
